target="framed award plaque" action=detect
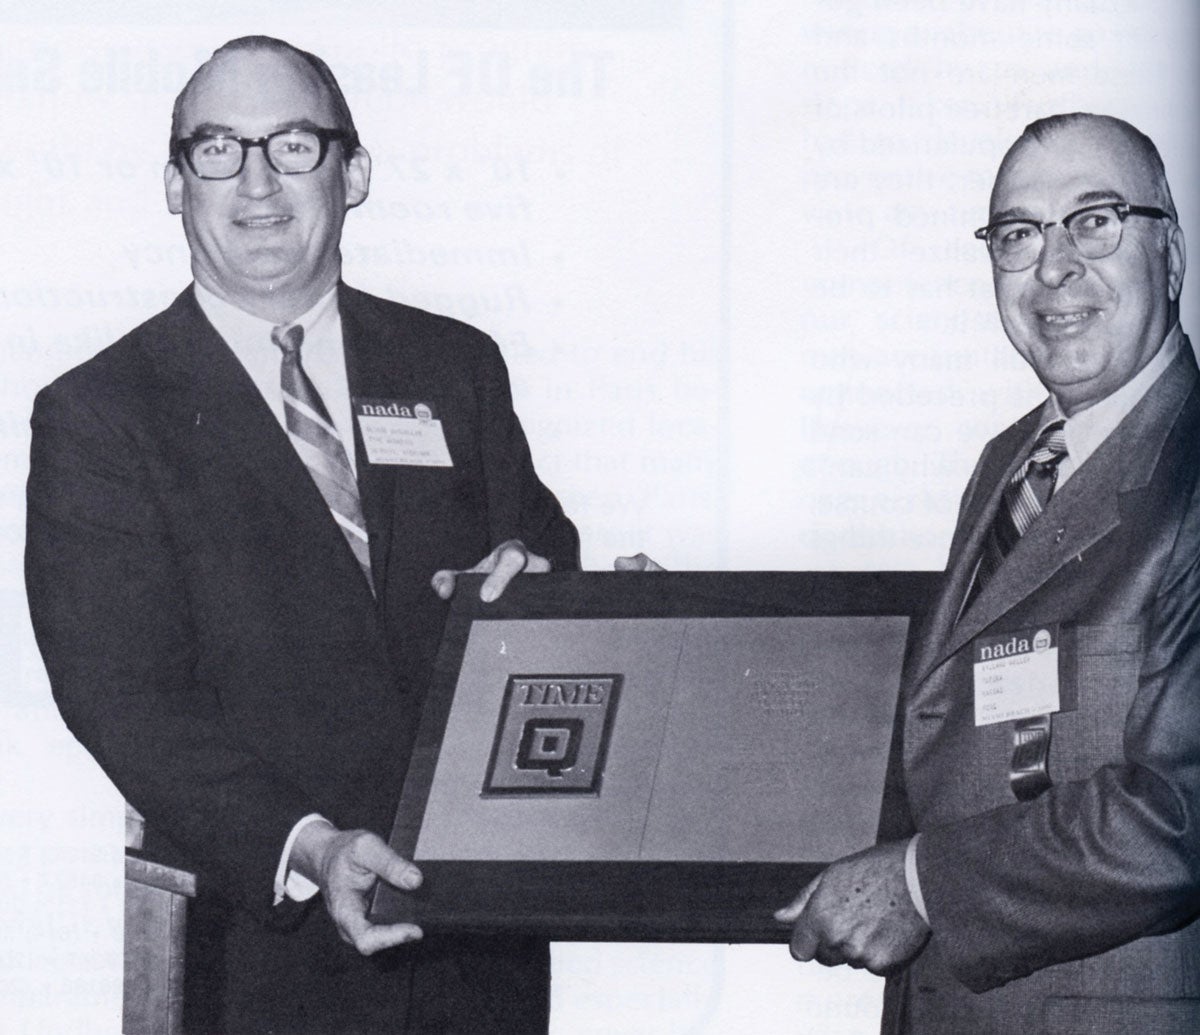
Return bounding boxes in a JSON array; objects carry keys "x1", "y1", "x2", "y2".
[{"x1": 370, "y1": 570, "x2": 938, "y2": 941}]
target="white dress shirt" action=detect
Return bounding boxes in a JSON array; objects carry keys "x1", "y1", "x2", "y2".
[{"x1": 193, "y1": 282, "x2": 357, "y2": 477}]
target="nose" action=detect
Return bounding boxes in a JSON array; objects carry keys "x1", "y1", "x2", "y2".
[
  {"x1": 236, "y1": 143, "x2": 282, "y2": 200},
  {"x1": 1034, "y1": 223, "x2": 1085, "y2": 288}
]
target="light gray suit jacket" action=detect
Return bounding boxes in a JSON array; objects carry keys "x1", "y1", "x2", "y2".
[{"x1": 881, "y1": 342, "x2": 1200, "y2": 1035}]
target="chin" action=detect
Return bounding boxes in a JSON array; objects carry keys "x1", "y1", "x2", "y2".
[
  {"x1": 234, "y1": 262, "x2": 302, "y2": 287},
  {"x1": 1044, "y1": 359, "x2": 1103, "y2": 389},
  {"x1": 1049, "y1": 364, "x2": 1117, "y2": 406}
]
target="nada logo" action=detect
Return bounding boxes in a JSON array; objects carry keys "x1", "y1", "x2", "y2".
[
  {"x1": 976, "y1": 626, "x2": 1056, "y2": 662},
  {"x1": 354, "y1": 398, "x2": 437, "y2": 421},
  {"x1": 978, "y1": 635, "x2": 1034, "y2": 661},
  {"x1": 483, "y1": 675, "x2": 621, "y2": 795},
  {"x1": 358, "y1": 400, "x2": 413, "y2": 417}
]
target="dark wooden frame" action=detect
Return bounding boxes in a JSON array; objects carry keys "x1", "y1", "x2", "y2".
[{"x1": 370, "y1": 569, "x2": 939, "y2": 941}]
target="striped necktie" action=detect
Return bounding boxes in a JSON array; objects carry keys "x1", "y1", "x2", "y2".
[
  {"x1": 975, "y1": 419, "x2": 1069, "y2": 589},
  {"x1": 960, "y1": 420, "x2": 1075, "y2": 802},
  {"x1": 271, "y1": 323, "x2": 374, "y2": 593},
  {"x1": 966, "y1": 418, "x2": 1068, "y2": 801}
]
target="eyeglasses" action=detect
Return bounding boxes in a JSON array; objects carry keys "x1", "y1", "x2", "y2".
[
  {"x1": 172, "y1": 127, "x2": 353, "y2": 180},
  {"x1": 974, "y1": 202, "x2": 1171, "y2": 272}
]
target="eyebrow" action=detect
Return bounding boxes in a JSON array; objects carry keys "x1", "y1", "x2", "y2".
[
  {"x1": 184, "y1": 118, "x2": 327, "y2": 138},
  {"x1": 989, "y1": 188, "x2": 1128, "y2": 224},
  {"x1": 187, "y1": 122, "x2": 235, "y2": 137}
]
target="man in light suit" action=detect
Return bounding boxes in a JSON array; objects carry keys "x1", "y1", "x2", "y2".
[
  {"x1": 25, "y1": 36, "x2": 578, "y2": 1034},
  {"x1": 776, "y1": 114, "x2": 1200, "y2": 1032}
]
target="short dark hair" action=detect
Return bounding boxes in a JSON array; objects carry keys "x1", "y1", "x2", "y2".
[
  {"x1": 168, "y1": 36, "x2": 361, "y2": 165},
  {"x1": 1019, "y1": 113, "x2": 1177, "y2": 222}
]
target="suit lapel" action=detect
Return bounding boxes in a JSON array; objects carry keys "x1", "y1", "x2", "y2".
[
  {"x1": 340, "y1": 288, "x2": 402, "y2": 593},
  {"x1": 943, "y1": 445, "x2": 1121, "y2": 658},
  {"x1": 144, "y1": 288, "x2": 379, "y2": 588},
  {"x1": 906, "y1": 412, "x2": 1039, "y2": 688},
  {"x1": 915, "y1": 343, "x2": 1197, "y2": 687}
]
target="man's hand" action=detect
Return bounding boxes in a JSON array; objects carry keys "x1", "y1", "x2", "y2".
[
  {"x1": 774, "y1": 840, "x2": 929, "y2": 975},
  {"x1": 613, "y1": 552, "x2": 666, "y2": 571},
  {"x1": 292, "y1": 822, "x2": 423, "y2": 955},
  {"x1": 431, "y1": 539, "x2": 551, "y2": 602}
]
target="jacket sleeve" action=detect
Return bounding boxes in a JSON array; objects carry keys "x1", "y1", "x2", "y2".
[
  {"x1": 26, "y1": 379, "x2": 318, "y2": 925},
  {"x1": 915, "y1": 472, "x2": 1200, "y2": 991},
  {"x1": 473, "y1": 335, "x2": 580, "y2": 572}
]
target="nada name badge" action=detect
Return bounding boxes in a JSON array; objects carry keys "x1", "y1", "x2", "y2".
[
  {"x1": 973, "y1": 623, "x2": 1061, "y2": 726},
  {"x1": 354, "y1": 398, "x2": 453, "y2": 467}
]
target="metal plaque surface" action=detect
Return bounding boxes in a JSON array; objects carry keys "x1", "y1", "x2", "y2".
[
  {"x1": 371, "y1": 570, "x2": 939, "y2": 940},
  {"x1": 415, "y1": 615, "x2": 905, "y2": 863}
]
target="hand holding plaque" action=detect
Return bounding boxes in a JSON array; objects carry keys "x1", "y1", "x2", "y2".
[
  {"x1": 431, "y1": 538, "x2": 553, "y2": 602},
  {"x1": 775, "y1": 839, "x2": 929, "y2": 974},
  {"x1": 292, "y1": 822, "x2": 424, "y2": 955},
  {"x1": 612, "y1": 552, "x2": 666, "y2": 572}
]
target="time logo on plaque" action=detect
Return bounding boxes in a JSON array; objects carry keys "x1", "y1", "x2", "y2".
[{"x1": 483, "y1": 674, "x2": 622, "y2": 795}]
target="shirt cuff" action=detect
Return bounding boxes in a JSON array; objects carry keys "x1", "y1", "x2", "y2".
[
  {"x1": 904, "y1": 833, "x2": 929, "y2": 924},
  {"x1": 273, "y1": 813, "x2": 331, "y2": 905}
]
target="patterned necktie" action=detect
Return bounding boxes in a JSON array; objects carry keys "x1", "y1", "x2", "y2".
[
  {"x1": 968, "y1": 419, "x2": 1068, "y2": 801},
  {"x1": 974, "y1": 419, "x2": 1069, "y2": 591},
  {"x1": 271, "y1": 323, "x2": 374, "y2": 593}
]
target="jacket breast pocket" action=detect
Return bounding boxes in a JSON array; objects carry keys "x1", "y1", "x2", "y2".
[{"x1": 1054, "y1": 622, "x2": 1143, "y2": 778}]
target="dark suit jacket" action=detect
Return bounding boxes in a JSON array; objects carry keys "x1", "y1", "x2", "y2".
[
  {"x1": 26, "y1": 285, "x2": 580, "y2": 1034},
  {"x1": 878, "y1": 341, "x2": 1200, "y2": 1035}
]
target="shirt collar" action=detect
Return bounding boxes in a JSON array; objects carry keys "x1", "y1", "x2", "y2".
[
  {"x1": 1040, "y1": 323, "x2": 1182, "y2": 470},
  {"x1": 192, "y1": 282, "x2": 340, "y2": 351}
]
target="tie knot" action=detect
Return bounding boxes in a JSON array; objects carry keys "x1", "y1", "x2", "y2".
[
  {"x1": 1028, "y1": 419, "x2": 1068, "y2": 470},
  {"x1": 271, "y1": 323, "x2": 304, "y2": 357}
]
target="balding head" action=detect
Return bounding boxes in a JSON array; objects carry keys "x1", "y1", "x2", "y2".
[
  {"x1": 993, "y1": 113, "x2": 1176, "y2": 222},
  {"x1": 982, "y1": 113, "x2": 1185, "y2": 415},
  {"x1": 169, "y1": 36, "x2": 360, "y2": 164}
]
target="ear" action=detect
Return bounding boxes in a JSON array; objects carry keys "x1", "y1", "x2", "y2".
[
  {"x1": 164, "y1": 161, "x2": 184, "y2": 215},
  {"x1": 1166, "y1": 222, "x2": 1186, "y2": 303},
  {"x1": 344, "y1": 147, "x2": 371, "y2": 210}
]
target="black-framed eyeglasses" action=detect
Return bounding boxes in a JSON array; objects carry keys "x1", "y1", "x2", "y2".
[
  {"x1": 974, "y1": 202, "x2": 1171, "y2": 272},
  {"x1": 172, "y1": 127, "x2": 353, "y2": 180}
]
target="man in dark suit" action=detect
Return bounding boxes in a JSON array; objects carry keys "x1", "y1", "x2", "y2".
[
  {"x1": 25, "y1": 36, "x2": 578, "y2": 1034},
  {"x1": 776, "y1": 114, "x2": 1200, "y2": 1032}
]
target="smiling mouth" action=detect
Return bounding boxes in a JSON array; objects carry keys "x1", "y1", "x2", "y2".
[
  {"x1": 1038, "y1": 309, "x2": 1096, "y2": 327},
  {"x1": 234, "y1": 215, "x2": 293, "y2": 229}
]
